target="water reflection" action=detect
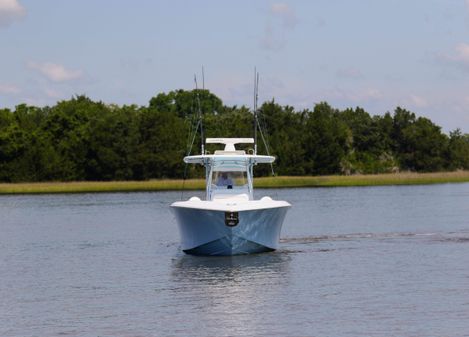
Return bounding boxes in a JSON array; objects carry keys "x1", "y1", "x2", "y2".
[
  {"x1": 171, "y1": 251, "x2": 291, "y2": 284},
  {"x1": 168, "y1": 252, "x2": 291, "y2": 336}
]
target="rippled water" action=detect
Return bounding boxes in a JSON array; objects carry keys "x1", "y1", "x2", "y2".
[{"x1": 1, "y1": 183, "x2": 469, "y2": 336}]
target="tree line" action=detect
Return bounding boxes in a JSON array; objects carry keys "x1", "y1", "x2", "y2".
[{"x1": 0, "y1": 89, "x2": 468, "y2": 182}]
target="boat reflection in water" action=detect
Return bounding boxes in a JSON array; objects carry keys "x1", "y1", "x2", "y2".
[
  {"x1": 168, "y1": 252, "x2": 291, "y2": 335},
  {"x1": 171, "y1": 251, "x2": 291, "y2": 284}
]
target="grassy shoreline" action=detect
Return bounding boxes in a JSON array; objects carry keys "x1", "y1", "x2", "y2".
[{"x1": 1, "y1": 171, "x2": 469, "y2": 195}]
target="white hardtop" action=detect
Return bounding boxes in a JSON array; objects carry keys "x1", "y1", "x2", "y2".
[
  {"x1": 185, "y1": 137, "x2": 275, "y2": 165},
  {"x1": 184, "y1": 154, "x2": 275, "y2": 165}
]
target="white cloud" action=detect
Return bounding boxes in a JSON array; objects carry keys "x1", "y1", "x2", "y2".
[
  {"x1": 0, "y1": 83, "x2": 20, "y2": 94},
  {"x1": 466, "y1": 0, "x2": 469, "y2": 12},
  {"x1": 28, "y1": 61, "x2": 83, "y2": 82},
  {"x1": 270, "y1": 3, "x2": 298, "y2": 29},
  {"x1": 260, "y1": 3, "x2": 298, "y2": 51},
  {"x1": 439, "y1": 42, "x2": 469, "y2": 70},
  {"x1": 0, "y1": 0, "x2": 25, "y2": 27}
]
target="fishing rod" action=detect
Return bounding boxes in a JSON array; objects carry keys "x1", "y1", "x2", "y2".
[
  {"x1": 253, "y1": 68, "x2": 259, "y2": 155},
  {"x1": 253, "y1": 69, "x2": 275, "y2": 176},
  {"x1": 182, "y1": 70, "x2": 205, "y2": 200},
  {"x1": 202, "y1": 66, "x2": 205, "y2": 90},
  {"x1": 194, "y1": 74, "x2": 205, "y2": 155}
]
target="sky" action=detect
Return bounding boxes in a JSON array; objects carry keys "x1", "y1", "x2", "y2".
[{"x1": 1, "y1": 0, "x2": 469, "y2": 132}]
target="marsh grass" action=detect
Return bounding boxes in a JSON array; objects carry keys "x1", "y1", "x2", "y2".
[
  {"x1": 1, "y1": 171, "x2": 469, "y2": 195},
  {"x1": 254, "y1": 171, "x2": 469, "y2": 188},
  {"x1": 0, "y1": 179, "x2": 204, "y2": 195}
]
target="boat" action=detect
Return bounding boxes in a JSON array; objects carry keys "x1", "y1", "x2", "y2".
[{"x1": 171, "y1": 137, "x2": 291, "y2": 256}]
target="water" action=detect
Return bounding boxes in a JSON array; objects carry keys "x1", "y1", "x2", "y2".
[{"x1": 1, "y1": 183, "x2": 469, "y2": 337}]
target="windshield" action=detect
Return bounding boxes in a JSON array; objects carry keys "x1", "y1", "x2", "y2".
[{"x1": 212, "y1": 171, "x2": 247, "y2": 188}]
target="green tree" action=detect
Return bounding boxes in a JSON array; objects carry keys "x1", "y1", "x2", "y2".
[
  {"x1": 85, "y1": 104, "x2": 140, "y2": 180},
  {"x1": 447, "y1": 129, "x2": 469, "y2": 170},
  {"x1": 42, "y1": 95, "x2": 107, "y2": 180},
  {"x1": 340, "y1": 108, "x2": 397, "y2": 173},
  {"x1": 0, "y1": 90, "x2": 468, "y2": 182},
  {"x1": 396, "y1": 114, "x2": 448, "y2": 171},
  {"x1": 257, "y1": 101, "x2": 307, "y2": 175},
  {"x1": 304, "y1": 102, "x2": 350, "y2": 175},
  {"x1": 149, "y1": 89, "x2": 224, "y2": 118},
  {"x1": 135, "y1": 106, "x2": 187, "y2": 179}
]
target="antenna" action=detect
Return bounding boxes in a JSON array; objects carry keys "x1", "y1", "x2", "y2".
[
  {"x1": 194, "y1": 74, "x2": 205, "y2": 154},
  {"x1": 253, "y1": 68, "x2": 259, "y2": 155},
  {"x1": 202, "y1": 66, "x2": 205, "y2": 90}
]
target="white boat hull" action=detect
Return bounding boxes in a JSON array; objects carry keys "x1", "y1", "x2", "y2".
[{"x1": 171, "y1": 200, "x2": 290, "y2": 256}]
